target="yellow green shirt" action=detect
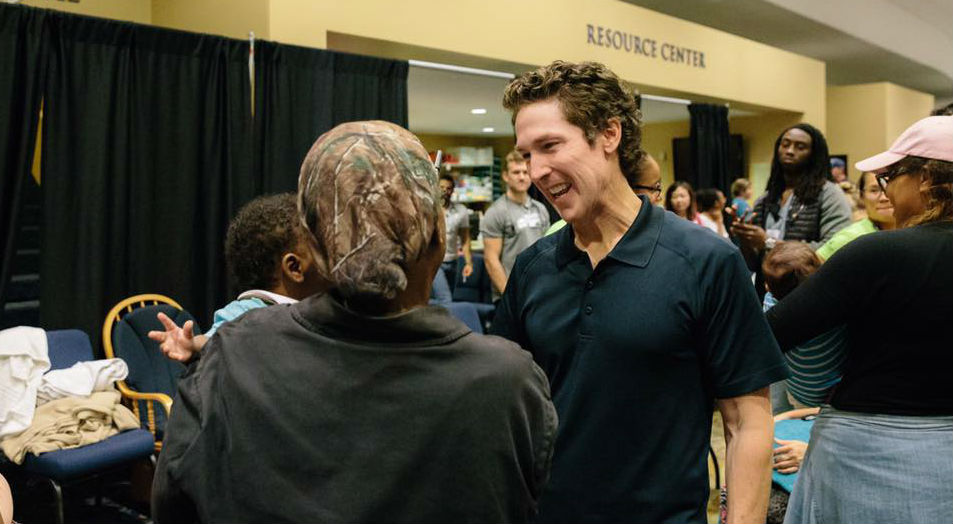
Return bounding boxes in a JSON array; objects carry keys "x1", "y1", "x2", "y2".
[{"x1": 816, "y1": 218, "x2": 877, "y2": 260}]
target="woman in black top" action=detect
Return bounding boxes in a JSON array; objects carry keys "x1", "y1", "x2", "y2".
[{"x1": 766, "y1": 116, "x2": 953, "y2": 524}]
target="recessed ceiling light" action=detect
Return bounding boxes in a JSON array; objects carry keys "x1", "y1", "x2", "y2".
[
  {"x1": 471, "y1": 108, "x2": 487, "y2": 115},
  {"x1": 482, "y1": 127, "x2": 495, "y2": 133}
]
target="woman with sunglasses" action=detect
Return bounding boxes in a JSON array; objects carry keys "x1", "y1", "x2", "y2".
[
  {"x1": 815, "y1": 170, "x2": 897, "y2": 260},
  {"x1": 766, "y1": 116, "x2": 953, "y2": 524}
]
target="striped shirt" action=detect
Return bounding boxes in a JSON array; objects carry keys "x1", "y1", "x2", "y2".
[{"x1": 764, "y1": 292, "x2": 847, "y2": 406}]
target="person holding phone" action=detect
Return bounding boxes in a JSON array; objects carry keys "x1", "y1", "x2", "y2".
[{"x1": 730, "y1": 124, "x2": 852, "y2": 299}]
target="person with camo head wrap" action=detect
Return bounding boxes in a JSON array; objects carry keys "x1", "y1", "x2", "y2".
[
  {"x1": 297, "y1": 120, "x2": 445, "y2": 313},
  {"x1": 153, "y1": 120, "x2": 557, "y2": 524}
]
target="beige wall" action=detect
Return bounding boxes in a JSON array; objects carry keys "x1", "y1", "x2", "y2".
[
  {"x1": 19, "y1": 0, "x2": 828, "y2": 133},
  {"x1": 151, "y1": 0, "x2": 269, "y2": 40},
  {"x1": 729, "y1": 112, "x2": 802, "y2": 194},
  {"x1": 21, "y1": 0, "x2": 151, "y2": 23},
  {"x1": 885, "y1": 83, "x2": 935, "y2": 147},
  {"x1": 642, "y1": 112, "x2": 802, "y2": 195},
  {"x1": 268, "y1": 0, "x2": 827, "y2": 128},
  {"x1": 827, "y1": 83, "x2": 934, "y2": 183},
  {"x1": 640, "y1": 120, "x2": 690, "y2": 189}
]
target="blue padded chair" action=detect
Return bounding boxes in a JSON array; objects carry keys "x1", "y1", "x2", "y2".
[
  {"x1": 451, "y1": 253, "x2": 493, "y2": 304},
  {"x1": 445, "y1": 302, "x2": 483, "y2": 334},
  {"x1": 16, "y1": 329, "x2": 155, "y2": 524},
  {"x1": 102, "y1": 294, "x2": 200, "y2": 452},
  {"x1": 450, "y1": 253, "x2": 496, "y2": 329}
]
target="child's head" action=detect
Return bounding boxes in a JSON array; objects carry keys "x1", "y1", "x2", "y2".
[
  {"x1": 225, "y1": 193, "x2": 323, "y2": 300},
  {"x1": 762, "y1": 241, "x2": 821, "y2": 300},
  {"x1": 731, "y1": 178, "x2": 752, "y2": 199}
]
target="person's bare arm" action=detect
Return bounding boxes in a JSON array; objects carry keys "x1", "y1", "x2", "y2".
[
  {"x1": 460, "y1": 228, "x2": 473, "y2": 279},
  {"x1": 148, "y1": 312, "x2": 207, "y2": 362},
  {"x1": 483, "y1": 237, "x2": 508, "y2": 294},
  {"x1": 717, "y1": 387, "x2": 774, "y2": 524},
  {"x1": 1, "y1": 473, "x2": 13, "y2": 524}
]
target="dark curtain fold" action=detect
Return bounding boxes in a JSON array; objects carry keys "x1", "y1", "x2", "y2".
[
  {"x1": 0, "y1": 5, "x2": 46, "y2": 315},
  {"x1": 1, "y1": 6, "x2": 410, "y2": 346},
  {"x1": 688, "y1": 103, "x2": 731, "y2": 194},
  {"x1": 254, "y1": 42, "x2": 335, "y2": 195},
  {"x1": 254, "y1": 44, "x2": 408, "y2": 194},
  {"x1": 39, "y1": 11, "x2": 252, "y2": 350},
  {"x1": 332, "y1": 53, "x2": 408, "y2": 127}
]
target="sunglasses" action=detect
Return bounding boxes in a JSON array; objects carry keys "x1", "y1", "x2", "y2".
[
  {"x1": 632, "y1": 183, "x2": 662, "y2": 198},
  {"x1": 875, "y1": 166, "x2": 909, "y2": 193}
]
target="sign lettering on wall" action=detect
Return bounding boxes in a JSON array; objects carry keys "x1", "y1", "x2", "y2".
[{"x1": 586, "y1": 24, "x2": 706, "y2": 69}]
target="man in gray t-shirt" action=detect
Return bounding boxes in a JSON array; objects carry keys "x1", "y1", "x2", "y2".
[
  {"x1": 481, "y1": 151, "x2": 550, "y2": 297},
  {"x1": 438, "y1": 174, "x2": 473, "y2": 292}
]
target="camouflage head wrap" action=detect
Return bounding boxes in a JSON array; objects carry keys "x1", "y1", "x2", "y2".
[{"x1": 298, "y1": 121, "x2": 442, "y2": 300}]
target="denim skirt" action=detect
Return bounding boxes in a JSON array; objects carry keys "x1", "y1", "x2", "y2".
[{"x1": 784, "y1": 406, "x2": 953, "y2": 524}]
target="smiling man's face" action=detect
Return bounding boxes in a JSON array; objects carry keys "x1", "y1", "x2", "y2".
[{"x1": 514, "y1": 98, "x2": 617, "y2": 224}]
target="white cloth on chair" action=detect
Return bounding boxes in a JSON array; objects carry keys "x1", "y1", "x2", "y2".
[
  {"x1": 36, "y1": 359, "x2": 129, "y2": 405},
  {"x1": 0, "y1": 326, "x2": 50, "y2": 439}
]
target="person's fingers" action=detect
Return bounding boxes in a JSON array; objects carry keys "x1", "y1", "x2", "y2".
[
  {"x1": 157, "y1": 312, "x2": 176, "y2": 331},
  {"x1": 183, "y1": 320, "x2": 194, "y2": 339},
  {"x1": 147, "y1": 330, "x2": 165, "y2": 342},
  {"x1": 777, "y1": 465, "x2": 799, "y2": 474}
]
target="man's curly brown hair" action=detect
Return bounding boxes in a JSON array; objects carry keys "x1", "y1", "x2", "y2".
[
  {"x1": 502, "y1": 60, "x2": 645, "y2": 185},
  {"x1": 224, "y1": 193, "x2": 304, "y2": 292}
]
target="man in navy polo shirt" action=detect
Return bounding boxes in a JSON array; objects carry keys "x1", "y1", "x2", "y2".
[{"x1": 494, "y1": 60, "x2": 788, "y2": 524}]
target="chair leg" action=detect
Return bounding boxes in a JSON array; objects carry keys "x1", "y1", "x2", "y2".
[{"x1": 44, "y1": 477, "x2": 65, "y2": 524}]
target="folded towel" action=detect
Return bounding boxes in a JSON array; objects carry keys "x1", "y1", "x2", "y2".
[
  {"x1": 0, "y1": 327, "x2": 50, "y2": 439},
  {"x1": 37, "y1": 358, "x2": 129, "y2": 405},
  {"x1": 0, "y1": 390, "x2": 140, "y2": 464}
]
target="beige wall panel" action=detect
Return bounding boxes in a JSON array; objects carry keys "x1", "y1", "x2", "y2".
[
  {"x1": 152, "y1": 0, "x2": 270, "y2": 40},
  {"x1": 885, "y1": 83, "x2": 935, "y2": 146},
  {"x1": 21, "y1": 0, "x2": 151, "y2": 23},
  {"x1": 268, "y1": 0, "x2": 826, "y2": 126},
  {"x1": 729, "y1": 113, "x2": 801, "y2": 193},
  {"x1": 640, "y1": 120, "x2": 689, "y2": 189},
  {"x1": 827, "y1": 84, "x2": 889, "y2": 183}
]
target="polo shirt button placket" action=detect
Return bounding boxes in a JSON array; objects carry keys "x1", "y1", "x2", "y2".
[{"x1": 585, "y1": 279, "x2": 594, "y2": 290}]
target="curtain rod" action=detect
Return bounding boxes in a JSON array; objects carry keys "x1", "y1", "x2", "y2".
[
  {"x1": 640, "y1": 94, "x2": 692, "y2": 105},
  {"x1": 408, "y1": 60, "x2": 515, "y2": 80},
  {"x1": 407, "y1": 61, "x2": 730, "y2": 108}
]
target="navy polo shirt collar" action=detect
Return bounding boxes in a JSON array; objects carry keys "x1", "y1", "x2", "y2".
[{"x1": 554, "y1": 195, "x2": 662, "y2": 269}]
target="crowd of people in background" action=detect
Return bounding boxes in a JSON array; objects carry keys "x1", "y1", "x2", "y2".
[
  {"x1": 6, "y1": 59, "x2": 948, "y2": 524},
  {"x1": 150, "y1": 74, "x2": 945, "y2": 523}
]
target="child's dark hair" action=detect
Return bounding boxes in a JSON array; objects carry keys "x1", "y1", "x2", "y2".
[
  {"x1": 762, "y1": 241, "x2": 822, "y2": 300},
  {"x1": 225, "y1": 193, "x2": 304, "y2": 292},
  {"x1": 695, "y1": 188, "x2": 721, "y2": 213}
]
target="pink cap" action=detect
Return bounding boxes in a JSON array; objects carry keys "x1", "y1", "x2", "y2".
[{"x1": 855, "y1": 116, "x2": 953, "y2": 173}]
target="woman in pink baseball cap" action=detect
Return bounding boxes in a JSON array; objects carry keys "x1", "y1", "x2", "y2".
[{"x1": 764, "y1": 115, "x2": 953, "y2": 524}]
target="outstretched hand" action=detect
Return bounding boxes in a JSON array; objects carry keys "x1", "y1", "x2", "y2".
[
  {"x1": 148, "y1": 312, "x2": 197, "y2": 362},
  {"x1": 773, "y1": 438, "x2": 808, "y2": 474}
]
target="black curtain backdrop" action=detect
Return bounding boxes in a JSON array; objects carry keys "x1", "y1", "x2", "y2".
[
  {"x1": 39, "y1": 12, "x2": 252, "y2": 350},
  {"x1": 0, "y1": 5, "x2": 409, "y2": 347},
  {"x1": 0, "y1": 5, "x2": 46, "y2": 315},
  {"x1": 688, "y1": 103, "x2": 732, "y2": 194},
  {"x1": 254, "y1": 42, "x2": 408, "y2": 194}
]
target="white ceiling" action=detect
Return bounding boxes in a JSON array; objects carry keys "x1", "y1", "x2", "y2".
[
  {"x1": 622, "y1": 0, "x2": 953, "y2": 99},
  {"x1": 407, "y1": 65, "x2": 754, "y2": 137}
]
